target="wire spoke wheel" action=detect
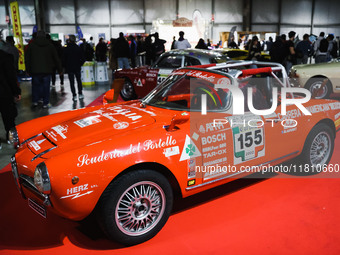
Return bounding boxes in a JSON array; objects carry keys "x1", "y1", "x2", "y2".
[
  {"x1": 309, "y1": 131, "x2": 331, "y2": 166},
  {"x1": 116, "y1": 181, "x2": 166, "y2": 236}
]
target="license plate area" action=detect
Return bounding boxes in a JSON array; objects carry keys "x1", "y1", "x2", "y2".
[{"x1": 28, "y1": 198, "x2": 46, "y2": 218}]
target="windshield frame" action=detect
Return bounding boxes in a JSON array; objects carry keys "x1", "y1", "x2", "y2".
[{"x1": 142, "y1": 67, "x2": 236, "y2": 113}]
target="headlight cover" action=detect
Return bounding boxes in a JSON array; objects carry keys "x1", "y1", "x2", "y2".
[
  {"x1": 8, "y1": 127, "x2": 19, "y2": 148},
  {"x1": 34, "y1": 162, "x2": 51, "y2": 194}
]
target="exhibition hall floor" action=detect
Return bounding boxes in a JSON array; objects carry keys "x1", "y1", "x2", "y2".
[{"x1": 1, "y1": 76, "x2": 340, "y2": 254}]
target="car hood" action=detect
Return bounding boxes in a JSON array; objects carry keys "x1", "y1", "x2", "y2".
[{"x1": 27, "y1": 104, "x2": 155, "y2": 155}]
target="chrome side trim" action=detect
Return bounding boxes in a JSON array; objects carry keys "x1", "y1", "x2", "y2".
[
  {"x1": 31, "y1": 146, "x2": 57, "y2": 162},
  {"x1": 185, "y1": 151, "x2": 299, "y2": 191},
  {"x1": 21, "y1": 133, "x2": 41, "y2": 146}
]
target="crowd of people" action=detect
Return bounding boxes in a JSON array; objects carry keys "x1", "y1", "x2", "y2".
[
  {"x1": 235, "y1": 31, "x2": 339, "y2": 72},
  {"x1": 0, "y1": 28, "x2": 339, "y2": 143}
]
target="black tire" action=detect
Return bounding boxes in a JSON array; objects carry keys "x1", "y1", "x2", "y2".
[
  {"x1": 97, "y1": 169, "x2": 173, "y2": 246},
  {"x1": 293, "y1": 123, "x2": 334, "y2": 175},
  {"x1": 120, "y1": 78, "x2": 137, "y2": 101},
  {"x1": 305, "y1": 77, "x2": 332, "y2": 99}
]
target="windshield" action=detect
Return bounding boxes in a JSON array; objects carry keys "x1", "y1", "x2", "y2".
[{"x1": 143, "y1": 70, "x2": 233, "y2": 112}]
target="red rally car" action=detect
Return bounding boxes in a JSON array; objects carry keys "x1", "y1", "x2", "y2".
[
  {"x1": 114, "y1": 49, "x2": 229, "y2": 100},
  {"x1": 9, "y1": 61, "x2": 340, "y2": 246}
]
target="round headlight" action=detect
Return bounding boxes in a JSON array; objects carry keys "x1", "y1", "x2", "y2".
[
  {"x1": 8, "y1": 127, "x2": 19, "y2": 148},
  {"x1": 34, "y1": 163, "x2": 51, "y2": 194}
]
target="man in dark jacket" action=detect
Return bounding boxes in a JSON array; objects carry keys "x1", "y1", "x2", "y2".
[
  {"x1": 0, "y1": 50, "x2": 21, "y2": 141},
  {"x1": 115, "y1": 32, "x2": 130, "y2": 69},
  {"x1": 25, "y1": 30, "x2": 62, "y2": 108},
  {"x1": 95, "y1": 38, "x2": 108, "y2": 62},
  {"x1": 63, "y1": 34, "x2": 85, "y2": 101}
]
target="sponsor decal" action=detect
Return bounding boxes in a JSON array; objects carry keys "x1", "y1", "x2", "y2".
[
  {"x1": 77, "y1": 136, "x2": 176, "y2": 167},
  {"x1": 188, "y1": 179, "x2": 196, "y2": 186},
  {"x1": 45, "y1": 130, "x2": 57, "y2": 141},
  {"x1": 201, "y1": 133, "x2": 226, "y2": 145},
  {"x1": 60, "y1": 184, "x2": 98, "y2": 200},
  {"x1": 163, "y1": 146, "x2": 180, "y2": 157},
  {"x1": 217, "y1": 78, "x2": 231, "y2": 86},
  {"x1": 29, "y1": 140, "x2": 41, "y2": 151},
  {"x1": 199, "y1": 125, "x2": 205, "y2": 133},
  {"x1": 92, "y1": 109, "x2": 118, "y2": 122},
  {"x1": 186, "y1": 70, "x2": 216, "y2": 83},
  {"x1": 51, "y1": 125, "x2": 68, "y2": 139},
  {"x1": 60, "y1": 184, "x2": 95, "y2": 200},
  {"x1": 107, "y1": 106, "x2": 142, "y2": 121},
  {"x1": 282, "y1": 127, "x2": 297, "y2": 134},
  {"x1": 335, "y1": 112, "x2": 340, "y2": 120},
  {"x1": 113, "y1": 122, "x2": 129, "y2": 130},
  {"x1": 74, "y1": 116, "x2": 101, "y2": 128},
  {"x1": 187, "y1": 158, "x2": 196, "y2": 179},
  {"x1": 146, "y1": 73, "x2": 157, "y2": 77},
  {"x1": 180, "y1": 135, "x2": 201, "y2": 161},
  {"x1": 136, "y1": 78, "x2": 143, "y2": 87},
  {"x1": 228, "y1": 115, "x2": 265, "y2": 164},
  {"x1": 306, "y1": 102, "x2": 340, "y2": 114},
  {"x1": 192, "y1": 132, "x2": 199, "y2": 141}
]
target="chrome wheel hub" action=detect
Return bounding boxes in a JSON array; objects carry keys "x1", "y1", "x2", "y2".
[
  {"x1": 116, "y1": 181, "x2": 165, "y2": 236},
  {"x1": 310, "y1": 82, "x2": 327, "y2": 99},
  {"x1": 121, "y1": 81, "x2": 134, "y2": 98}
]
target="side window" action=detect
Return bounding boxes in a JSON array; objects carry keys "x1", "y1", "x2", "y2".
[
  {"x1": 155, "y1": 56, "x2": 183, "y2": 68},
  {"x1": 184, "y1": 56, "x2": 201, "y2": 67}
]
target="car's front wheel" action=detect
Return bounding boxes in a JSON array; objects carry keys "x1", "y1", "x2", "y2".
[
  {"x1": 305, "y1": 77, "x2": 332, "y2": 99},
  {"x1": 97, "y1": 169, "x2": 173, "y2": 246},
  {"x1": 120, "y1": 78, "x2": 136, "y2": 101},
  {"x1": 295, "y1": 123, "x2": 334, "y2": 175}
]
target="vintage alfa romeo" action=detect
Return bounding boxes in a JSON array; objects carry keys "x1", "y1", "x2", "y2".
[{"x1": 9, "y1": 61, "x2": 340, "y2": 245}]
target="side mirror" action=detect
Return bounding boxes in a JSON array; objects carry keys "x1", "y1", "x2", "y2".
[
  {"x1": 103, "y1": 89, "x2": 114, "y2": 104},
  {"x1": 166, "y1": 112, "x2": 189, "y2": 131}
]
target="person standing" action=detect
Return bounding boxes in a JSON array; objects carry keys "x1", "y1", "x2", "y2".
[
  {"x1": 25, "y1": 30, "x2": 62, "y2": 108},
  {"x1": 88, "y1": 36, "x2": 95, "y2": 49},
  {"x1": 174, "y1": 31, "x2": 191, "y2": 49},
  {"x1": 195, "y1": 38, "x2": 208, "y2": 49},
  {"x1": 95, "y1": 38, "x2": 108, "y2": 62},
  {"x1": 63, "y1": 35, "x2": 85, "y2": 101},
  {"x1": 284, "y1": 31, "x2": 296, "y2": 72},
  {"x1": 247, "y1": 36, "x2": 261, "y2": 61},
  {"x1": 152, "y1": 32, "x2": 166, "y2": 60},
  {"x1": 171, "y1": 36, "x2": 176, "y2": 50},
  {"x1": 0, "y1": 50, "x2": 21, "y2": 142},
  {"x1": 129, "y1": 35, "x2": 137, "y2": 68},
  {"x1": 326, "y1": 34, "x2": 335, "y2": 61},
  {"x1": 144, "y1": 35, "x2": 154, "y2": 65},
  {"x1": 136, "y1": 35, "x2": 145, "y2": 66},
  {"x1": 296, "y1": 34, "x2": 312, "y2": 64},
  {"x1": 2, "y1": 36, "x2": 19, "y2": 72},
  {"x1": 109, "y1": 38, "x2": 118, "y2": 72},
  {"x1": 49, "y1": 37, "x2": 64, "y2": 88},
  {"x1": 80, "y1": 38, "x2": 94, "y2": 61},
  {"x1": 115, "y1": 32, "x2": 130, "y2": 69}
]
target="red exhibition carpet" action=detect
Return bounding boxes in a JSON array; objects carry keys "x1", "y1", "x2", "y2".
[{"x1": 1, "y1": 96, "x2": 340, "y2": 254}]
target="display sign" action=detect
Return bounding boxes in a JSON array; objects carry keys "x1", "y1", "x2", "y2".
[
  {"x1": 10, "y1": 1, "x2": 25, "y2": 71},
  {"x1": 172, "y1": 17, "x2": 193, "y2": 27}
]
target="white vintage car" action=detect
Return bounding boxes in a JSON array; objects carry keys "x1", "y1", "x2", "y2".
[{"x1": 290, "y1": 58, "x2": 340, "y2": 99}]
